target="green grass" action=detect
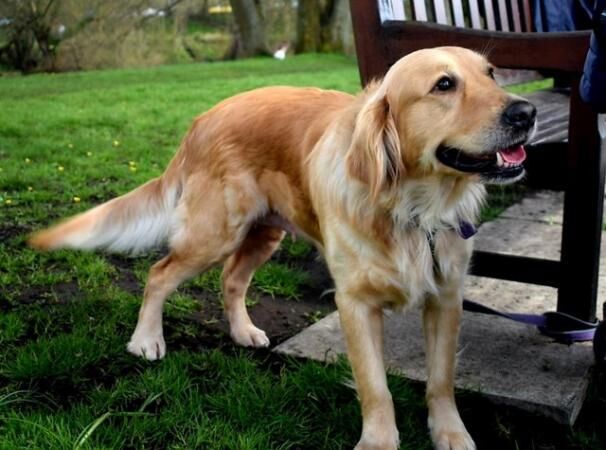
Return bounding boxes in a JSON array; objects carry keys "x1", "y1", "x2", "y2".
[
  {"x1": 252, "y1": 262, "x2": 311, "y2": 300},
  {"x1": 0, "y1": 56, "x2": 603, "y2": 450},
  {"x1": 282, "y1": 236, "x2": 313, "y2": 258},
  {"x1": 507, "y1": 78, "x2": 554, "y2": 95}
]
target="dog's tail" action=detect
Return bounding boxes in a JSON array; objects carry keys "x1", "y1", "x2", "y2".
[{"x1": 29, "y1": 165, "x2": 182, "y2": 255}]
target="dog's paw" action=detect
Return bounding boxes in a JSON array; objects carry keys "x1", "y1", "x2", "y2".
[
  {"x1": 230, "y1": 323, "x2": 270, "y2": 348},
  {"x1": 430, "y1": 421, "x2": 475, "y2": 450},
  {"x1": 354, "y1": 436, "x2": 399, "y2": 450},
  {"x1": 428, "y1": 403, "x2": 475, "y2": 450},
  {"x1": 432, "y1": 430, "x2": 475, "y2": 450},
  {"x1": 127, "y1": 331, "x2": 166, "y2": 361},
  {"x1": 354, "y1": 427, "x2": 399, "y2": 450}
]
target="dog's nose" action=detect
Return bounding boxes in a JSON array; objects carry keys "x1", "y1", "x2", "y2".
[{"x1": 502, "y1": 101, "x2": 537, "y2": 130}]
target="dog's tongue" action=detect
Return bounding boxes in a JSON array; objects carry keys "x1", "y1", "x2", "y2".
[{"x1": 498, "y1": 144, "x2": 526, "y2": 164}]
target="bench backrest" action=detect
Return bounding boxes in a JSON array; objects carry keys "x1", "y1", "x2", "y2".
[
  {"x1": 379, "y1": 0, "x2": 533, "y2": 32},
  {"x1": 351, "y1": 0, "x2": 590, "y2": 86}
]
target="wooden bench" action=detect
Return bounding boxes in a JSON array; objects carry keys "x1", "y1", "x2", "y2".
[{"x1": 350, "y1": 0, "x2": 606, "y2": 322}]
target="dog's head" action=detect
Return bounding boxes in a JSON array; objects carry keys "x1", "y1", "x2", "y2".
[{"x1": 346, "y1": 46, "x2": 536, "y2": 199}]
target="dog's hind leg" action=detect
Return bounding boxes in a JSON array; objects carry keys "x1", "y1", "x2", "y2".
[
  {"x1": 127, "y1": 175, "x2": 265, "y2": 360},
  {"x1": 222, "y1": 225, "x2": 285, "y2": 347},
  {"x1": 127, "y1": 239, "x2": 241, "y2": 360},
  {"x1": 127, "y1": 252, "x2": 203, "y2": 360}
]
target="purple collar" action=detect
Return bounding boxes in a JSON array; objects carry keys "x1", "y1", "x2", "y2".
[{"x1": 458, "y1": 221, "x2": 478, "y2": 239}]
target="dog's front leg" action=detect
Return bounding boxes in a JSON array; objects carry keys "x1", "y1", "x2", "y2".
[
  {"x1": 336, "y1": 293, "x2": 399, "y2": 450},
  {"x1": 423, "y1": 291, "x2": 475, "y2": 450}
]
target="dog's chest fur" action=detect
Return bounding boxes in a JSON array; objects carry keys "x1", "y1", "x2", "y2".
[
  {"x1": 389, "y1": 179, "x2": 484, "y2": 304},
  {"x1": 327, "y1": 178, "x2": 485, "y2": 308}
]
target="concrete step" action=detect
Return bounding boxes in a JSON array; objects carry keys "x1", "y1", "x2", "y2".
[
  {"x1": 275, "y1": 308, "x2": 593, "y2": 425},
  {"x1": 274, "y1": 190, "x2": 601, "y2": 425}
]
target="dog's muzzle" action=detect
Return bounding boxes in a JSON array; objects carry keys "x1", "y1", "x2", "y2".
[{"x1": 436, "y1": 100, "x2": 536, "y2": 183}]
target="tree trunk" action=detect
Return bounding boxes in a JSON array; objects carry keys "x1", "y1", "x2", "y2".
[
  {"x1": 295, "y1": 0, "x2": 321, "y2": 53},
  {"x1": 227, "y1": 0, "x2": 270, "y2": 58},
  {"x1": 326, "y1": 0, "x2": 353, "y2": 54},
  {"x1": 295, "y1": 0, "x2": 353, "y2": 54}
]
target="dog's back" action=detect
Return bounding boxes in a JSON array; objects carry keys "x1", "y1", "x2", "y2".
[{"x1": 29, "y1": 87, "x2": 352, "y2": 254}]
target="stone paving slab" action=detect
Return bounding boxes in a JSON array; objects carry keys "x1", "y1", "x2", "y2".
[
  {"x1": 476, "y1": 190, "x2": 606, "y2": 317},
  {"x1": 499, "y1": 189, "x2": 606, "y2": 226},
  {"x1": 500, "y1": 190, "x2": 564, "y2": 225},
  {"x1": 474, "y1": 218, "x2": 562, "y2": 260},
  {"x1": 274, "y1": 190, "x2": 601, "y2": 425},
  {"x1": 275, "y1": 309, "x2": 593, "y2": 424}
]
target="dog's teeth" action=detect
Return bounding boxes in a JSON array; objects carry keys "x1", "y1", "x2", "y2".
[{"x1": 496, "y1": 152, "x2": 504, "y2": 167}]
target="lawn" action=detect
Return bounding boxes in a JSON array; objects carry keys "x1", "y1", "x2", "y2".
[{"x1": 0, "y1": 55, "x2": 603, "y2": 449}]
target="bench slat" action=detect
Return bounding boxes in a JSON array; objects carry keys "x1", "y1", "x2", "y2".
[
  {"x1": 468, "y1": 0, "x2": 482, "y2": 29},
  {"x1": 532, "y1": 128, "x2": 569, "y2": 145},
  {"x1": 536, "y1": 104, "x2": 568, "y2": 118},
  {"x1": 522, "y1": 0, "x2": 533, "y2": 31},
  {"x1": 412, "y1": 0, "x2": 428, "y2": 21},
  {"x1": 497, "y1": 0, "x2": 509, "y2": 31},
  {"x1": 434, "y1": 0, "x2": 449, "y2": 24},
  {"x1": 511, "y1": 0, "x2": 522, "y2": 32},
  {"x1": 523, "y1": 90, "x2": 570, "y2": 144},
  {"x1": 378, "y1": 0, "x2": 405, "y2": 22},
  {"x1": 483, "y1": 0, "x2": 497, "y2": 30},
  {"x1": 452, "y1": 0, "x2": 466, "y2": 27},
  {"x1": 536, "y1": 113, "x2": 569, "y2": 130},
  {"x1": 536, "y1": 103, "x2": 564, "y2": 113}
]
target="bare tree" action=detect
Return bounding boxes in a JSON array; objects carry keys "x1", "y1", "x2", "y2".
[
  {"x1": 0, "y1": 0, "x2": 188, "y2": 73},
  {"x1": 0, "y1": 0, "x2": 61, "y2": 72},
  {"x1": 226, "y1": 0, "x2": 270, "y2": 58}
]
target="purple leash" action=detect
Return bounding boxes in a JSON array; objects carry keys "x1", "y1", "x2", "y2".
[
  {"x1": 462, "y1": 299, "x2": 599, "y2": 343},
  {"x1": 455, "y1": 221, "x2": 603, "y2": 353}
]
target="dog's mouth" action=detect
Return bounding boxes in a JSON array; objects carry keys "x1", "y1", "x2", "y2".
[{"x1": 435, "y1": 143, "x2": 526, "y2": 181}]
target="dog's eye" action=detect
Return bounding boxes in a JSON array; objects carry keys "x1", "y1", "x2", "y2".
[
  {"x1": 488, "y1": 67, "x2": 495, "y2": 79},
  {"x1": 434, "y1": 76, "x2": 456, "y2": 92}
]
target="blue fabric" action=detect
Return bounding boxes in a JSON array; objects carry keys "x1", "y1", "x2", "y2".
[
  {"x1": 581, "y1": 34, "x2": 606, "y2": 112},
  {"x1": 580, "y1": 0, "x2": 606, "y2": 112},
  {"x1": 532, "y1": 0, "x2": 594, "y2": 31},
  {"x1": 533, "y1": 0, "x2": 576, "y2": 31}
]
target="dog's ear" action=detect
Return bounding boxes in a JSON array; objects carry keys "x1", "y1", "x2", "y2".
[{"x1": 346, "y1": 92, "x2": 403, "y2": 201}]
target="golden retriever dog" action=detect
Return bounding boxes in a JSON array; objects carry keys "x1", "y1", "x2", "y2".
[{"x1": 30, "y1": 47, "x2": 536, "y2": 450}]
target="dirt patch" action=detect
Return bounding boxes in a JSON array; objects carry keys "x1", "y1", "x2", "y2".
[
  {"x1": 6, "y1": 242, "x2": 333, "y2": 350},
  {"x1": 0, "y1": 224, "x2": 29, "y2": 242},
  {"x1": 223, "y1": 247, "x2": 335, "y2": 345},
  {"x1": 104, "y1": 247, "x2": 335, "y2": 349},
  {"x1": 104, "y1": 254, "x2": 145, "y2": 295},
  {"x1": 4, "y1": 281, "x2": 82, "y2": 308},
  {"x1": 178, "y1": 249, "x2": 335, "y2": 349}
]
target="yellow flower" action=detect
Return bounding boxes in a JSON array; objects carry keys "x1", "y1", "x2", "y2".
[
  {"x1": 129, "y1": 161, "x2": 136, "y2": 166},
  {"x1": 129, "y1": 166, "x2": 137, "y2": 172},
  {"x1": 5, "y1": 199, "x2": 12, "y2": 205},
  {"x1": 27, "y1": 186, "x2": 33, "y2": 192},
  {"x1": 57, "y1": 166, "x2": 64, "y2": 172},
  {"x1": 68, "y1": 143, "x2": 74, "y2": 149},
  {"x1": 112, "y1": 140, "x2": 120, "y2": 147},
  {"x1": 73, "y1": 196, "x2": 81, "y2": 203},
  {"x1": 86, "y1": 152, "x2": 93, "y2": 157},
  {"x1": 25, "y1": 158, "x2": 31, "y2": 163}
]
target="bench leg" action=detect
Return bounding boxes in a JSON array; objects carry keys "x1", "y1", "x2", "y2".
[{"x1": 558, "y1": 79, "x2": 606, "y2": 322}]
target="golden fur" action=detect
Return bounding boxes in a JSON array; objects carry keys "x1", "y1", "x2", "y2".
[{"x1": 30, "y1": 47, "x2": 534, "y2": 450}]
